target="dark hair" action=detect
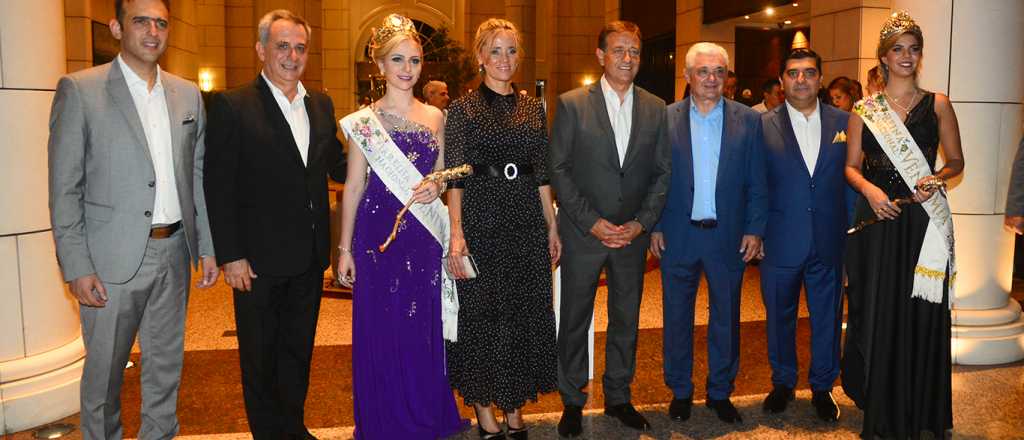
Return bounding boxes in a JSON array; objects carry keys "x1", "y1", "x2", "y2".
[
  {"x1": 761, "y1": 79, "x2": 781, "y2": 94},
  {"x1": 597, "y1": 21, "x2": 642, "y2": 51},
  {"x1": 779, "y1": 48, "x2": 822, "y2": 77},
  {"x1": 827, "y1": 76, "x2": 863, "y2": 102},
  {"x1": 116, "y1": 0, "x2": 171, "y2": 24}
]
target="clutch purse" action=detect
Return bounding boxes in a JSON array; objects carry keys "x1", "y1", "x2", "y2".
[{"x1": 444, "y1": 254, "x2": 479, "y2": 279}]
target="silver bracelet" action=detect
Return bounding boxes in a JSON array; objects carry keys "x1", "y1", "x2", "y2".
[{"x1": 338, "y1": 247, "x2": 352, "y2": 254}]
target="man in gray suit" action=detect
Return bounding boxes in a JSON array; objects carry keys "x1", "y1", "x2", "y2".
[
  {"x1": 1006, "y1": 135, "x2": 1024, "y2": 235},
  {"x1": 48, "y1": 0, "x2": 217, "y2": 438},
  {"x1": 549, "y1": 21, "x2": 671, "y2": 437}
]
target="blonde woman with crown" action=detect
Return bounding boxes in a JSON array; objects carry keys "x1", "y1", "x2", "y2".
[
  {"x1": 337, "y1": 14, "x2": 467, "y2": 439},
  {"x1": 841, "y1": 11, "x2": 964, "y2": 439}
]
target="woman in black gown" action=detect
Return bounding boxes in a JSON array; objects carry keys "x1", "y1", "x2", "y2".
[
  {"x1": 443, "y1": 18, "x2": 560, "y2": 440},
  {"x1": 842, "y1": 11, "x2": 965, "y2": 439}
]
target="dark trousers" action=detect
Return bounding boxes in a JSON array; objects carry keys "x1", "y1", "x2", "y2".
[
  {"x1": 760, "y1": 250, "x2": 843, "y2": 391},
  {"x1": 233, "y1": 258, "x2": 323, "y2": 440},
  {"x1": 557, "y1": 237, "x2": 647, "y2": 407},
  {"x1": 660, "y1": 227, "x2": 745, "y2": 401}
]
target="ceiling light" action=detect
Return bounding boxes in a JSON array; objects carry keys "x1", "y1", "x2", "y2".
[
  {"x1": 766, "y1": 7, "x2": 775, "y2": 16},
  {"x1": 784, "y1": 20, "x2": 792, "y2": 24},
  {"x1": 793, "y1": 2, "x2": 799, "y2": 6},
  {"x1": 744, "y1": 15, "x2": 750, "y2": 19}
]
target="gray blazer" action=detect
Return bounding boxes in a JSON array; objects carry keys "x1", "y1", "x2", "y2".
[
  {"x1": 549, "y1": 83, "x2": 672, "y2": 250},
  {"x1": 1007, "y1": 136, "x2": 1024, "y2": 216},
  {"x1": 48, "y1": 60, "x2": 214, "y2": 283}
]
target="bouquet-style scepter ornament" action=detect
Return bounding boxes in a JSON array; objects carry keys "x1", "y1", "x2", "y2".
[
  {"x1": 378, "y1": 164, "x2": 474, "y2": 252},
  {"x1": 847, "y1": 178, "x2": 946, "y2": 235}
]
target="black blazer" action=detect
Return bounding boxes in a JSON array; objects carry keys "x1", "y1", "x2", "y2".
[
  {"x1": 204, "y1": 75, "x2": 344, "y2": 276},
  {"x1": 549, "y1": 83, "x2": 672, "y2": 250}
]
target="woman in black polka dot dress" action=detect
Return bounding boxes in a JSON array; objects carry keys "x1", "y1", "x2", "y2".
[{"x1": 444, "y1": 18, "x2": 560, "y2": 439}]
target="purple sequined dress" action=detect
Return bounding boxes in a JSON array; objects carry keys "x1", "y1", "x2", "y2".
[{"x1": 350, "y1": 109, "x2": 466, "y2": 439}]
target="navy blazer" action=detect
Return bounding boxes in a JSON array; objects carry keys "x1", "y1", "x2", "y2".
[
  {"x1": 760, "y1": 102, "x2": 850, "y2": 268},
  {"x1": 657, "y1": 98, "x2": 767, "y2": 269}
]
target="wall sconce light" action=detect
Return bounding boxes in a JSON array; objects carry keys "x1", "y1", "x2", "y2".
[
  {"x1": 791, "y1": 30, "x2": 809, "y2": 49},
  {"x1": 199, "y1": 69, "x2": 214, "y2": 92},
  {"x1": 581, "y1": 76, "x2": 594, "y2": 86}
]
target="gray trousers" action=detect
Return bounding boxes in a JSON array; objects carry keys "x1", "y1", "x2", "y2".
[
  {"x1": 557, "y1": 237, "x2": 648, "y2": 407},
  {"x1": 79, "y1": 230, "x2": 190, "y2": 440}
]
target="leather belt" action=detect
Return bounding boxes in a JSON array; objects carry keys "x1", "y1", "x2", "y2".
[
  {"x1": 471, "y1": 162, "x2": 534, "y2": 180},
  {"x1": 689, "y1": 219, "x2": 718, "y2": 229},
  {"x1": 150, "y1": 221, "x2": 181, "y2": 239}
]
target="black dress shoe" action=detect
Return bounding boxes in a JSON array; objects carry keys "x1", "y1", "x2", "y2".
[
  {"x1": 604, "y1": 403, "x2": 651, "y2": 431},
  {"x1": 477, "y1": 424, "x2": 506, "y2": 439},
  {"x1": 286, "y1": 430, "x2": 318, "y2": 440},
  {"x1": 762, "y1": 385, "x2": 795, "y2": 413},
  {"x1": 668, "y1": 397, "x2": 692, "y2": 421},
  {"x1": 812, "y1": 390, "x2": 840, "y2": 421},
  {"x1": 706, "y1": 398, "x2": 743, "y2": 423},
  {"x1": 557, "y1": 405, "x2": 583, "y2": 438},
  {"x1": 505, "y1": 422, "x2": 527, "y2": 440}
]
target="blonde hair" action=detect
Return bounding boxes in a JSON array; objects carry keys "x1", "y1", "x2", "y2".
[
  {"x1": 876, "y1": 28, "x2": 924, "y2": 83},
  {"x1": 370, "y1": 14, "x2": 421, "y2": 62},
  {"x1": 473, "y1": 18, "x2": 521, "y2": 58}
]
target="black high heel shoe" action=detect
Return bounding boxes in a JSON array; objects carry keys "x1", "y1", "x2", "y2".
[
  {"x1": 505, "y1": 412, "x2": 528, "y2": 440},
  {"x1": 474, "y1": 406, "x2": 506, "y2": 440}
]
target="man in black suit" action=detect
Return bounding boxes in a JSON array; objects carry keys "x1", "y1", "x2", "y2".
[
  {"x1": 549, "y1": 21, "x2": 671, "y2": 437},
  {"x1": 204, "y1": 9, "x2": 343, "y2": 440}
]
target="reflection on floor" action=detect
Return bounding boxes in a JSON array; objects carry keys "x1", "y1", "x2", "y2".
[{"x1": 7, "y1": 269, "x2": 1023, "y2": 439}]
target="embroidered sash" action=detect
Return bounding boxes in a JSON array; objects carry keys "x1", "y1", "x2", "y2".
[
  {"x1": 853, "y1": 93, "x2": 956, "y2": 305},
  {"x1": 339, "y1": 107, "x2": 460, "y2": 341}
]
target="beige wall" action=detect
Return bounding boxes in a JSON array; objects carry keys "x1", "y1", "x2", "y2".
[
  {"x1": 674, "y1": 0, "x2": 736, "y2": 101},
  {"x1": 810, "y1": 0, "x2": 891, "y2": 87}
]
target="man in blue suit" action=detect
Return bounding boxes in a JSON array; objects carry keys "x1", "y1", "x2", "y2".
[
  {"x1": 758, "y1": 48, "x2": 847, "y2": 422},
  {"x1": 650, "y1": 42, "x2": 766, "y2": 424}
]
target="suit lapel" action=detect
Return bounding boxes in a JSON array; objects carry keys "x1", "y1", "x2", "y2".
[
  {"x1": 814, "y1": 104, "x2": 839, "y2": 180},
  {"x1": 587, "y1": 84, "x2": 621, "y2": 170},
  {"x1": 621, "y1": 88, "x2": 643, "y2": 169},
  {"x1": 672, "y1": 98, "x2": 694, "y2": 192},
  {"x1": 303, "y1": 95, "x2": 319, "y2": 167},
  {"x1": 256, "y1": 76, "x2": 306, "y2": 169},
  {"x1": 162, "y1": 78, "x2": 187, "y2": 184},
  {"x1": 716, "y1": 99, "x2": 734, "y2": 189},
  {"x1": 106, "y1": 61, "x2": 154, "y2": 167},
  {"x1": 773, "y1": 104, "x2": 812, "y2": 180}
]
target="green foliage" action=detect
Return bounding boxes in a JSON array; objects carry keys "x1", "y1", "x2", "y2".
[{"x1": 419, "y1": 25, "x2": 478, "y2": 98}]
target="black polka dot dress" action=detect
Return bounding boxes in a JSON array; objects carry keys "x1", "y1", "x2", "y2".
[{"x1": 443, "y1": 83, "x2": 558, "y2": 411}]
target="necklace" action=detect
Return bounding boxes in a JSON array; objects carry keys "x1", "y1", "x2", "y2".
[{"x1": 884, "y1": 88, "x2": 919, "y2": 114}]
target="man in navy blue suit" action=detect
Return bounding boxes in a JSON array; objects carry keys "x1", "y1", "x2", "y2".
[
  {"x1": 758, "y1": 48, "x2": 848, "y2": 422},
  {"x1": 651, "y1": 42, "x2": 766, "y2": 424}
]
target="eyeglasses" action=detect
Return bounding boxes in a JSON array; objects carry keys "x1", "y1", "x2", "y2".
[
  {"x1": 694, "y1": 67, "x2": 727, "y2": 80},
  {"x1": 608, "y1": 47, "x2": 641, "y2": 60},
  {"x1": 784, "y1": 68, "x2": 819, "y2": 79},
  {"x1": 130, "y1": 16, "x2": 169, "y2": 31}
]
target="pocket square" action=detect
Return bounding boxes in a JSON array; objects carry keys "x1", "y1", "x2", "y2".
[
  {"x1": 832, "y1": 130, "x2": 847, "y2": 143},
  {"x1": 183, "y1": 113, "x2": 195, "y2": 124}
]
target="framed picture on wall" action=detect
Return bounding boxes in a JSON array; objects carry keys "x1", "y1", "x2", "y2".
[{"x1": 92, "y1": 21, "x2": 118, "y2": 66}]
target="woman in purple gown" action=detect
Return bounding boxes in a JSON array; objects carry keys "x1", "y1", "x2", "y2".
[{"x1": 336, "y1": 14, "x2": 466, "y2": 439}]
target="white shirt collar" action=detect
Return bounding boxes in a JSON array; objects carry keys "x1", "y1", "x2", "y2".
[
  {"x1": 117, "y1": 54, "x2": 162, "y2": 91},
  {"x1": 784, "y1": 99, "x2": 820, "y2": 123},
  {"x1": 261, "y1": 71, "x2": 307, "y2": 105},
  {"x1": 599, "y1": 75, "x2": 633, "y2": 106}
]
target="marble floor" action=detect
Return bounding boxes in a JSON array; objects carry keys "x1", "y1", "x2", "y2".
[{"x1": 6, "y1": 266, "x2": 1023, "y2": 440}]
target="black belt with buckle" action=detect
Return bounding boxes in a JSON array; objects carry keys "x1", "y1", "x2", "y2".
[
  {"x1": 689, "y1": 219, "x2": 718, "y2": 229},
  {"x1": 150, "y1": 221, "x2": 181, "y2": 239},
  {"x1": 471, "y1": 162, "x2": 534, "y2": 180}
]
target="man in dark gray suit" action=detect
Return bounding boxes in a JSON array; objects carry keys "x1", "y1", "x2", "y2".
[
  {"x1": 549, "y1": 20, "x2": 671, "y2": 437},
  {"x1": 1006, "y1": 136, "x2": 1024, "y2": 235},
  {"x1": 47, "y1": 0, "x2": 217, "y2": 438}
]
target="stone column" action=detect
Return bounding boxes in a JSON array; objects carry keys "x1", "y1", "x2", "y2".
[
  {"x1": 198, "y1": 0, "x2": 228, "y2": 91},
  {"x1": 506, "y1": 0, "x2": 536, "y2": 94},
  {"x1": 674, "y1": 0, "x2": 736, "y2": 100},
  {"x1": 810, "y1": 0, "x2": 891, "y2": 86},
  {"x1": 0, "y1": 0, "x2": 86, "y2": 434},
  {"x1": 891, "y1": 0, "x2": 1024, "y2": 365}
]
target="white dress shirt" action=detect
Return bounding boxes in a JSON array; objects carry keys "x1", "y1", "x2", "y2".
[
  {"x1": 600, "y1": 75, "x2": 633, "y2": 166},
  {"x1": 262, "y1": 71, "x2": 310, "y2": 166},
  {"x1": 118, "y1": 55, "x2": 181, "y2": 225},
  {"x1": 784, "y1": 100, "x2": 822, "y2": 176}
]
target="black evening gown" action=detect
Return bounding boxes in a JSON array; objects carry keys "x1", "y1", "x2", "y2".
[
  {"x1": 442, "y1": 84, "x2": 558, "y2": 411},
  {"x1": 842, "y1": 92, "x2": 953, "y2": 439}
]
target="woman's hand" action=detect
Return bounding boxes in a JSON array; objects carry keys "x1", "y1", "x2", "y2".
[
  {"x1": 912, "y1": 175, "x2": 942, "y2": 203},
  {"x1": 548, "y1": 226, "x2": 562, "y2": 267},
  {"x1": 410, "y1": 180, "x2": 442, "y2": 205},
  {"x1": 446, "y1": 229, "x2": 471, "y2": 279},
  {"x1": 337, "y1": 251, "x2": 356, "y2": 288},
  {"x1": 864, "y1": 184, "x2": 900, "y2": 220}
]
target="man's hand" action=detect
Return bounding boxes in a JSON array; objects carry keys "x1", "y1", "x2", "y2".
[
  {"x1": 197, "y1": 256, "x2": 219, "y2": 288},
  {"x1": 223, "y1": 259, "x2": 258, "y2": 292},
  {"x1": 69, "y1": 274, "x2": 107, "y2": 307},
  {"x1": 591, "y1": 218, "x2": 631, "y2": 248},
  {"x1": 603, "y1": 220, "x2": 643, "y2": 248},
  {"x1": 1006, "y1": 215, "x2": 1024, "y2": 235},
  {"x1": 739, "y1": 234, "x2": 762, "y2": 263},
  {"x1": 650, "y1": 232, "x2": 666, "y2": 258}
]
